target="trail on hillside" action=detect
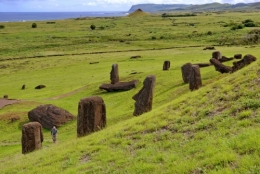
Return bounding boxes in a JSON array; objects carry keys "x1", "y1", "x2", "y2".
[
  {"x1": 0, "y1": 45, "x2": 213, "y2": 62},
  {"x1": 47, "y1": 85, "x2": 89, "y2": 100},
  {"x1": 0, "y1": 99, "x2": 19, "y2": 109}
]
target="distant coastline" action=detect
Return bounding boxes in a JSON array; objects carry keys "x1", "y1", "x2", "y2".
[{"x1": 0, "y1": 12, "x2": 128, "y2": 22}]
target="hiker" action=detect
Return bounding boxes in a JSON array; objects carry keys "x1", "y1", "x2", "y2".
[{"x1": 51, "y1": 126, "x2": 58, "y2": 143}]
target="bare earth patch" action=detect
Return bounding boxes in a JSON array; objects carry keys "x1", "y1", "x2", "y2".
[{"x1": 0, "y1": 99, "x2": 19, "y2": 109}]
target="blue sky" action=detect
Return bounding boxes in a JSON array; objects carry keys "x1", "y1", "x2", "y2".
[{"x1": 0, "y1": 0, "x2": 259, "y2": 12}]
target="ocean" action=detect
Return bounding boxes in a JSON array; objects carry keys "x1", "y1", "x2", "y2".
[{"x1": 0, "y1": 12, "x2": 128, "y2": 22}]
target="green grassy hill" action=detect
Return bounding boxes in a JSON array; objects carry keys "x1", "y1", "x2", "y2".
[{"x1": 0, "y1": 11, "x2": 260, "y2": 173}]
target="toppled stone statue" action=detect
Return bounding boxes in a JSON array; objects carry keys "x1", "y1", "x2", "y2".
[
  {"x1": 77, "y1": 96, "x2": 106, "y2": 137},
  {"x1": 22, "y1": 122, "x2": 43, "y2": 154},
  {"x1": 28, "y1": 104, "x2": 75, "y2": 129},
  {"x1": 99, "y1": 80, "x2": 139, "y2": 92},
  {"x1": 232, "y1": 54, "x2": 257, "y2": 73},
  {"x1": 133, "y1": 75, "x2": 156, "y2": 116},
  {"x1": 210, "y1": 58, "x2": 232, "y2": 74}
]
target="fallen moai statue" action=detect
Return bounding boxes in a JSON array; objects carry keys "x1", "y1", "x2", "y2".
[
  {"x1": 210, "y1": 58, "x2": 232, "y2": 74},
  {"x1": 35, "y1": 85, "x2": 46, "y2": 89},
  {"x1": 100, "y1": 64, "x2": 139, "y2": 92},
  {"x1": 77, "y1": 96, "x2": 106, "y2": 137},
  {"x1": 133, "y1": 75, "x2": 156, "y2": 116},
  {"x1": 22, "y1": 122, "x2": 43, "y2": 154},
  {"x1": 193, "y1": 63, "x2": 212, "y2": 68},
  {"x1": 181, "y1": 63, "x2": 192, "y2": 83},
  {"x1": 219, "y1": 56, "x2": 234, "y2": 63},
  {"x1": 234, "y1": 54, "x2": 242, "y2": 59},
  {"x1": 99, "y1": 80, "x2": 139, "y2": 92},
  {"x1": 232, "y1": 54, "x2": 257, "y2": 73},
  {"x1": 28, "y1": 104, "x2": 75, "y2": 129},
  {"x1": 189, "y1": 65, "x2": 202, "y2": 91}
]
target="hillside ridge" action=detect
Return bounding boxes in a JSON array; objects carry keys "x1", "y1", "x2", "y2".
[{"x1": 129, "y1": 2, "x2": 260, "y2": 12}]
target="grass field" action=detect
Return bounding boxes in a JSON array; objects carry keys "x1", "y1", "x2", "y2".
[{"x1": 1, "y1": 11, "x2": 260, "y2": 173}]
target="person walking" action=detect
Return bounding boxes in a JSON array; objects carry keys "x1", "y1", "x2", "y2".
[{"x1": 51, "y1": 126, "x2": 58, "y2": 143}]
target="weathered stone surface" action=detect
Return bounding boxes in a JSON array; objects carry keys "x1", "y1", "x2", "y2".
[
  {"x1": 28, "y1": 104, "x2": 75, "y2": 129},
  {"x1": 110, "y1": 64, "x2": 119, "y2": 84},
  {"x1": 22, "y1": 84, "x2": 26, "y2": 90},
  {"x1": 189, "y1": 65, "x2": 202, "y2": 91},
  {"x1": 35, "y1": 85, "x2": 46, "y2": 89},
  {"x1": 163, "y1": 60, "x2": 170, "y2": 70},
  {"x1": 234, "y1": 54, "x2": 242, "y2": 59},
  {"x1": 212, "y1": 51, "x2": 222, "y2": 59},
  {"x1": 77, "y1": 96, "x2": 106, "y2": 137},
  {"x1": 193, "y1": 63, "x2": 212, "y2": 68},
  {"x1": 133, "y1": 75, "x2": 156, "y2": 116},
  {"x1": 210, "y1": 58, "x2": 232, "y2": 74},
  {"x1": 181, "y1": 63, "x2": 192, "y2": 83},
  {"x1": 219, "y1": 56, "x2": 234, "y2": 62},
  {"x1": 22, "y1": 122, "x2": 43, "y2": 154},
  {"x1": 232, "y1": 54, "x2": 257, "y2": 73},
  {"x1": 99, "y1": 80, "x2": 139, "y2": 92},
  {"x1": 3, "y1": 95, "x2": 8, "y2": 99}
]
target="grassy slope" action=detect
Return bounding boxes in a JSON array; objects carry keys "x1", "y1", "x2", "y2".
[{"x1": 0, "y1": 12, "x2": 260, "y2": 173}]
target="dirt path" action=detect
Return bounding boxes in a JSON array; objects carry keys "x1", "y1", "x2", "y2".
[
  {"x1": 0, "y1": 45, "x2": 209, "y2": 61},
  {"x1": 47, "y1": 85, "x2": 89, "y2": 100},
  {"x1": 0, "y1": 99, "x2": 19, "y2": 109}
]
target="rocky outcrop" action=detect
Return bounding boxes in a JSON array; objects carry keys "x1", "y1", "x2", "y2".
[
  {"x1": 22, "y1": 122, "x2": 43, "y2": 154},
  {"x1": 210, "y1": 58, "x2": 232, "y2": 74},
  {"x1": 28, "y1": 104, "x2": 75, "y2": 129},
  {"x1": 133, "y1": 75, "x2": 156, "y2": 116},
  {"x1": 181, "y1": 63, "x2": 192, "y2": 83},
  {"x1": 99, "y1": 80, "x2": 139, "y2": 92},
  {"x1": 77, "y1": 96, "x2": 106, "y2": 137},
  {"x1": 189, "y1": 65, "x2": 202, "y2": 91},
  {"x1": 163, "y1": 60, "x2": 170, "y2": 70}
]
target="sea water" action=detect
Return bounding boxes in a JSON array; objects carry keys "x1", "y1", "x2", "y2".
[{"x1": 0, "y1": 12, "x2": 128, "y2": 22}]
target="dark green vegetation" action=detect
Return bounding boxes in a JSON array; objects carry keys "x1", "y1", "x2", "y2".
[
  {"x1": 31, "y1": 22, "x2": 37, "y2": 28},
  {"x1": 0, "y1": 11, "x2": 260, "y2": 173}
]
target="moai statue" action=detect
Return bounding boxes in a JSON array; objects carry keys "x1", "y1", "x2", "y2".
[
  {"x1": 22, "y1": 84, "x2": 26, "y2": 90},
  {"x1": 189, "y1": 65, "x2": 202, "y2": 91},
  {"x1": 133, "y1": 75, "x2": 156, "y2": 116},
  {"x1": 163, "y1": 60, "x2": 170, "y2": 70},
  {"x1": 22, "y1": 122, "x2": 43, "y2": 154},
  {"x1": 77, "y1": 96, "x2": 106, "y2": 137},
  {"x1": 110, "y1": 64, "x2": 119, "y2": 84},
  {"x1": 234, "y1": 54, "x2": 242, "y2": 59},
  {"x1": 210, "y1": 58, "x2": 232, "y2": 74},
  {"x1": 212, "y1": 51, "x2": 222, "y2": 60},
  {"x1": 181, "y1": 63, "x2": 192, "y2": 83}
]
